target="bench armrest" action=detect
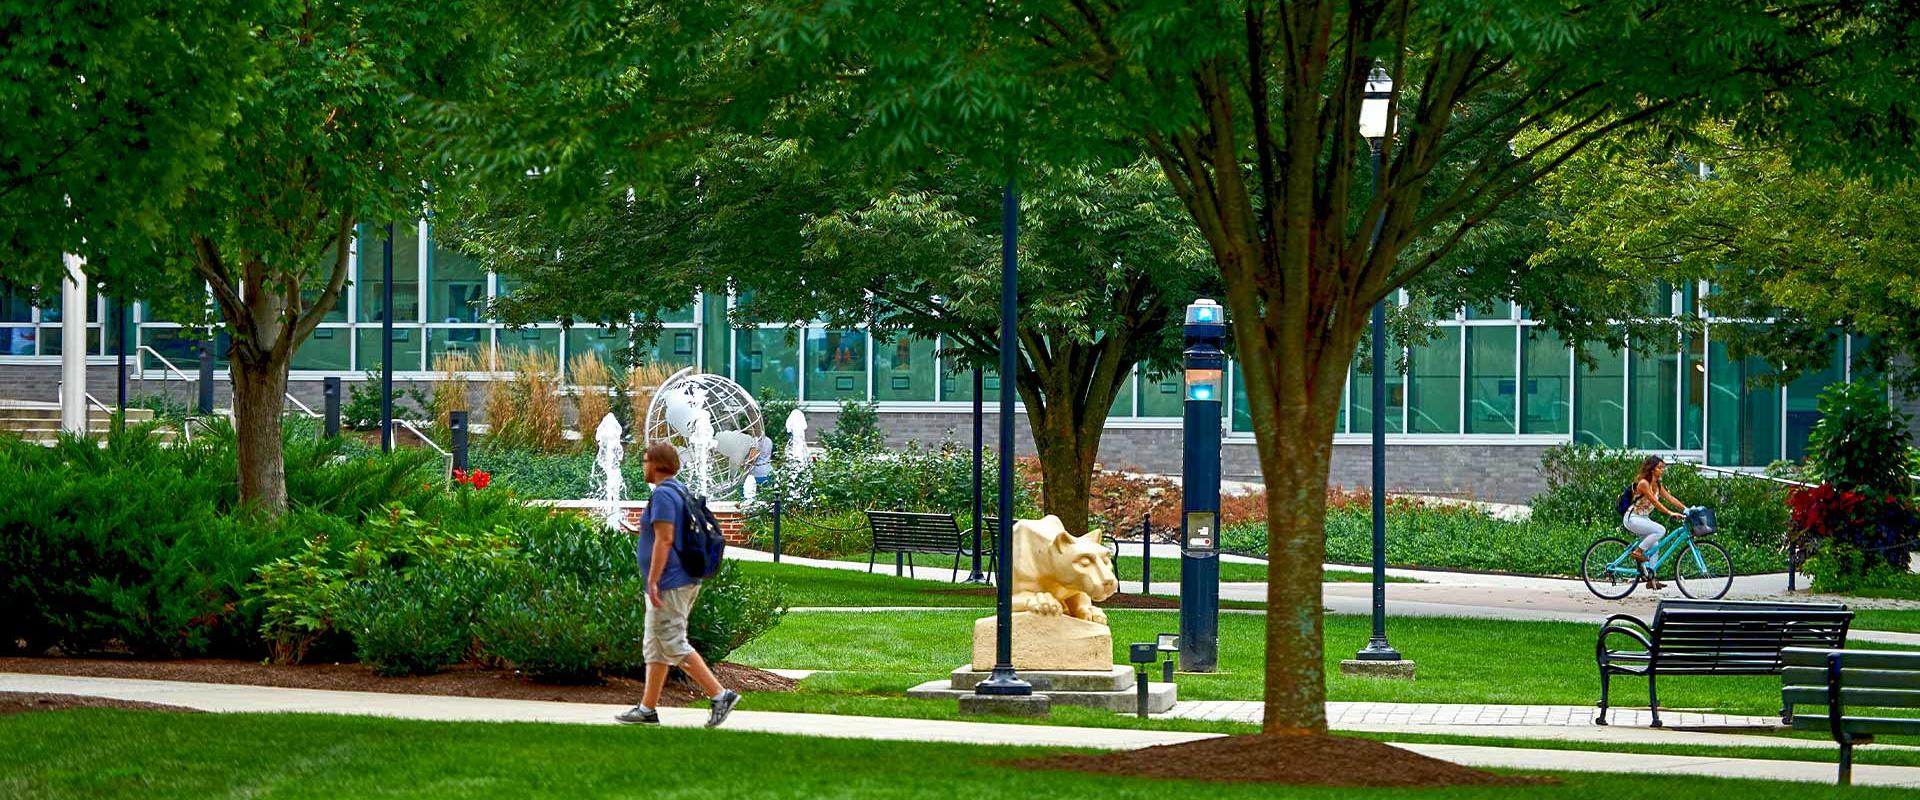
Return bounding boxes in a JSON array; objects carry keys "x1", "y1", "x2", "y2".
[
  {"x1": 1597, "y1": 616, "x2": 1654, "y2": 666},
  {"x1": 1827, "y1": 651, "x2": 1849, "y2": 745}
]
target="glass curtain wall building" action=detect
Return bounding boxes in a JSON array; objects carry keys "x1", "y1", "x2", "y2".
[{"x1": 1, "y1": 229, "x2": 1875, "y2": 467}]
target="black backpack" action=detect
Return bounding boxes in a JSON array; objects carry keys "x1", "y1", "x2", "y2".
[
  {"x1": 1615, "y1": 482, "x2": 1637, "y2": 516},
  {"x1": 663, "y1": 483, "x2": 727, "y2": 580}
]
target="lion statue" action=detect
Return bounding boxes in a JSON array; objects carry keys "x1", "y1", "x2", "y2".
[{"x1": 1011, "y1": 515, "x2": 1119, "y2": 625}]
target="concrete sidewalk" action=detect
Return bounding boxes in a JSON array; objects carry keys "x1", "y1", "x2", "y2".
[{"x1": 4, "y1": 672, "x2": 1914, "y2": 787}]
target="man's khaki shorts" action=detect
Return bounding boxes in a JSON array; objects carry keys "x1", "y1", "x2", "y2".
[{"x1": 644, "y1": 584, "x2": 702, "y2": 665}]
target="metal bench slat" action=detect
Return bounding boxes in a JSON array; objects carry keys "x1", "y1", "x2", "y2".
[
  {"x1": 1784, "y1": 686, "x2": 1920, "y2": 708},
  {"x1": 1790, "y1": 714, "x2": 1920, "y2": 737},
  {"x1": 1783, "y1": 648, "x2": 1920, "y2": 670},
  {"x1": 1784, "y1": 666, "x2": 1920, "y2": 690}
]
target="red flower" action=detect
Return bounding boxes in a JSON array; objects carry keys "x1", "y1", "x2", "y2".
[{"x1": 472, "y1": 470, "x2": 491, "y2": 490}]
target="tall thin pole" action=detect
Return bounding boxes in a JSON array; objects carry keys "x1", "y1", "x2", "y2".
[
  {"x1": 116, "y1": 294, "x2": 129, "y2": 419},
  {"x1": 381, "y1": 222, "x2": 395, "y2": 452},
  {"x1": 975, "y1": 180, "x2": 1030, "y2": 696},
  {"x1": 1357, "y1": 141, "x2": 1401, "y2": 661},
  {"x1": 967, "y1": 365, "x2": 987, "y2": 583}
]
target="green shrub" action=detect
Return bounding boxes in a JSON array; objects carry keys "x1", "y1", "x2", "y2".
[
  {"x1": 768, "y1": 440, "x2": 1032, "y2": 519},
  {"x1": 247, "y1": 530, "x2": 350, "y2": 665},
  {"x1": 758, "y1": 389, "x2": 800, "y2": 463},
  {"x1": 820, "y1": 399, "x2": 884, "y2": 454},
  {"x1": 469, "y1": 442, "x2": 651, "y2": 500},
  {"x1": 685, "y1": 561, "x2": 787, "y2": 664},
  {"x1": 338, "y1": 563, "x2": 490, "y2": 677},
  {"x1": 476, "y1": 572, "x2": 649, "y2": 683},
  {"x1": 743, "y1": 510, "x2": 872, "y2": 558},
  {"x1": 1531, "y1": 444, "x2": 1789, "y2": 553},
  {"x1": 1807, "y1": 380, "x2": 1918, "y2": 499}
]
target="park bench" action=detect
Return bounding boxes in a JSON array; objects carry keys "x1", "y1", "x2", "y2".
[
  {"x1": 1781, "y1": 647, "x2": 1920, "y2": 785},
  {"x1": 1596, "y1": 598, "x2": 1853, "y2": 727},
  {"x1": 865, "y1": 510, "x2": 997, "y2": 582}
]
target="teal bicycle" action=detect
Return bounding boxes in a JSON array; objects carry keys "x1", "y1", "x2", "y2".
[{"x1": 1581, "y1": 506, "x2": 1732, "y2": 600}]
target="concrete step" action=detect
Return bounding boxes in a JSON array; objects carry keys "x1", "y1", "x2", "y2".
[{"x1": 0, "y1": 407, "x2": 155, "y2": 423}]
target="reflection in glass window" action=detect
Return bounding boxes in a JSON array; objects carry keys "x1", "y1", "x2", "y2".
[
  {"x1": 1349, "y1": 348, "x2": 1405, "y2": 434},
  {"x1": 428, "y1": 227, "x2": 487, "y2": 323},
  {"x1": 804, "y1": 328, "x2": 868, "y2": 402},
  {"x1": 292, "y1": 328, "x2": 351, "y2": 370},
  {"x1": 1628, "y1": 338, "x2": 1681, "y2": 450},
  {"x1": 357, "y1": 326, "x2": 425, "y2": 373},
  {"x1": 1408, "y1": 328, "x2": 1462, "y2": 433},
  {"x1": 874, "y1": 337, "x2": 936, "y2": 401},
  {"x1": 735, "y1": 328, "x2": 798, "y2": 398},
  {"x1": 1707, "y1": 340, "x2": 1781, "y2": 466},
  {"x1": 1465, "y1": 326, "x2": 1518, "y2": 434},
  {"x1": 1110, "y1": 370, "x2": 1135, "y2": 418},
  {"x1": 1521, "y1": 328, "x2": 1571, "y2": 435},
  {"x1": 425, "y1": 327, "x2": 489, "y2": 369},
  {"x1": 1784, "y1": 330, "x2": 1844, "y2": 460},
  {"x1": 637, "y1": 328, "x2": 698, "y2": 369},
  {"x1": 356, "y1": 223, "x2": 421, "y2": 324},
  {"x1": 1139, "y1": 371, "x2": 1184, "y2": 417},
  {"x1": 1682, "y1": 333, "x2": 1705, "y2": 450},
  {"x1": 1575, "y1": 342, "x2": 1626, "y2": 447},
  {"x1": 565, "y1": 327, "x2": 629, "y2": 379},
  {"x1": 1466, "y1": 301, "x2": 1513, "y2": 320}
]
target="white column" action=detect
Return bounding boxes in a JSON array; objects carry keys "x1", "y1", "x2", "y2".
[{"x1": 60, "y1": 253, "x2": 88, "y2": 433}]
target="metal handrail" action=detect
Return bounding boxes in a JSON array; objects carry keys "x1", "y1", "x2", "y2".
[
  {"x1": 135, "y1": 345, "x2": 194, "y2": 384},
  {"x1": 1688, "y1": 463, "x2": 1816, "y2": 488},
  {"x1": 391, "y1": 418, "x2": 449, "y2": 457},
  {"x1": 81, "y1": 393, "x2": 113, "y2": 417},
  {"x1": 284, "y1": 393, "x2": 320, "y2": 419}
]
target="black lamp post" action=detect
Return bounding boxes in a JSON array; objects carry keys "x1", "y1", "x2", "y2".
[
  {"x1": 381, "y1": 222, "x2": 395, "y2": 453},
  {"x1": 974, "y1": 180, "x2": 1030, "y2": 698},
  {"x1": 966, "y1": 366, "x2": 988, "y2": 583},
  {"x1": 1354, "y1": 63, "x2": 1403, "y2": 664}
]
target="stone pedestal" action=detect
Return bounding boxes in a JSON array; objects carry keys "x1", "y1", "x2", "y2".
[
  {"x1": 957, "y1": 693, "x2": 1053, "y2": 717},
  {"x1": 971, "y1": 612, "x2": 1111, "y2": 672},
  {"x1": 1339, "y1": 658, "x2": 1418, "y2": 680},
  {"x1": 910, "y1": 665, "x2": 1178, "y2": 714}
]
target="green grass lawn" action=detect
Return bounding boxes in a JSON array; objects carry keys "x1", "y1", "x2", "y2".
[
  {"x1": 1359, "y1": 730, "x2": 1920, "y2": 768},
  {"x1": 4, "y1": 710, "x2": 1913, "y2": 799},
  {"x1": 738, "y1": 560, "x2": 1285, "y2": 608},
  {"x1": 732, "y1": 609, "x2": 1805, "y2": 717},
  {"x1": 1849, "y1": 608, "x2": 1920, "y2": 634}
]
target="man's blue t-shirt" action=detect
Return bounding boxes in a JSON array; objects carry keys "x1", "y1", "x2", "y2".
[{"x1": 638, "y1": 478, "x2": 698, "y2": 591}]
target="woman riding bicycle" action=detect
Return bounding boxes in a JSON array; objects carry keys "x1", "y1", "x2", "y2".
[{"x1": 1624, "y1": 455, "x2": 1690, "y2": 589}]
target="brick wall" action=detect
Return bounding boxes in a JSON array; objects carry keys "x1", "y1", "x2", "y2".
[{"x1": 545, "y1": 502, "x2": 751, "y2": 546}]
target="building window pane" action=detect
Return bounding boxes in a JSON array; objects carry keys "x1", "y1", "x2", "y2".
[
  {"x1": 1784, "y1": 330, "x2": 1844, "y2": 460},
  {"x1": 140, "y1": 327, "x2": 213, "y2": 372},
  {"x1": 1628, "y1": 337, "x2": 1681, "y2": 450},
  {"x1": 565, "y1": 327, "x2": 629, "y2": 379},
  {"x1": 874, "y1": 336, "x2": 936, "y2": 401},
  {"x1": 104, "y1": 299, "x2": 132, "y2": 356},
  {"x1": 1707, "y1": 340, "x2": 1781, "y2": 466},
  {"x1": 1465, "y1": 326, "x2": 1518, "y2": 434},
  {"x1": 292, "y1": 328, "x2": 351, "y2": 371},
  {"x1": 1110, "y1": 370, "x2": 1135, "y2": 418},
  {"x1": 357, "y1": 326, "x2": 424, "y2": 373},
  {"x1": 356, "y1": 223, "x2": 421, "y2": 324},
  {"x1": 427, "y1": 226, "x2": 487, "y2": 323},
  {"x1": 659, "y1": 298, "x2": 698, "y2": 325},
  {"x1": 1575, "y1": 342, "x2": 1626, "y2": 447},
  {"x1": 804, "y1": 328, "x2": 868, "y2": 402},
  {"x1": 1231, "y1": 363, "x2": 1251, "y2": 432},
  {"x1": 1349, "y1": 348, "x2": 1406, "y2": 434},
  {"x1": 493, "y1": 327, "x2": 560, "y2": 373},
  {"x1": 425, "y1": 327, "x2": 488, "y2": 370},
  {"x1": 1522, "y1": 327, "x2": 1571, "y2": 435},
  {"x1": 1466, "y1": 301, "x2": 1513, "y2": 320},
  {"x1": 735, "y1": 328, "x2": 798, "y2": 399},
  {"x1": 1682, "y1": 333, "x2": 1705, "y2": 450},
  {"x1": 1408, "y1": 328, "x2": 1462, "y2": 434},
  {"x1": 1139, "y1": 371, "x2": 1184, "y2": 417},
  {"x1": 637, "y1": 328, "x2": 698, "y2": 369},
  {"x1": 702, "y1": 295, "x2": 729, "y2": 375},
  {"x1": 1, "y1": 282, "x2": 34, "y2": 324},
  {"x1": 0, "y1": 326, "x2": 33, "y2": 355},
  {"x1": 1850, "y1": 334, "x2": 1878, "y2": 384}
]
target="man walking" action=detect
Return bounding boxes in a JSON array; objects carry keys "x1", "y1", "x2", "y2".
[{"x1": 616, "y1": 442, "x2": 741, "y2": 727}]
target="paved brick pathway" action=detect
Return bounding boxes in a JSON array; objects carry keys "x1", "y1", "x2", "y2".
[{"x1": 1164, "y1": 700, "x2": 1781, "y2": 729}]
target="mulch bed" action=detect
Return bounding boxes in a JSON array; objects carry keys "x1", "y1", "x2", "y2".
[
  {"x1": 931, "y1": 588, "x2": 1181, "y2": 609},
  {"x1": 1014, "y1": 734, "x2": 1552, "y2": 788},
  {"x1": 0, "y1": 691, "x2": 196, "y2": 716},
  {"x1": 0, "y1": 656, "x2": 794, "y2": 708}
]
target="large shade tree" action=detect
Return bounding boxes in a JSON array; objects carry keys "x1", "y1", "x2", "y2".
[
  {"x1": 446, "y1": 140, "x2": 1212, "y2": 533},
  {"x1": 2, "y1": 1, "x2": 510, "y2": 512},
  {"x1": 435, "y1": 0, "x2": 1920, "y2": 736}
]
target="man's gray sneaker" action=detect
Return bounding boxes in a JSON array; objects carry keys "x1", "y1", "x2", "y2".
[
  {"x1": 615, "y1": 705, "x2": 660, "y2": 725},
  {"x1": 705, "y1": 690, "x2": 741, "y2": 728}
]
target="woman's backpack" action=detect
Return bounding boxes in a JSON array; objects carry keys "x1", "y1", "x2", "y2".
[{"x1": 1615, "y1": 482, "x2": 1637, "y2": 516}]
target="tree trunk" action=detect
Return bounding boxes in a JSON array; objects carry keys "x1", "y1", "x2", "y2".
[
  {"x1": 1258, "y1": 423, "x2": 1336, "y2": 734},
  {"x1": 230, "y1": 351, "x2": 290, "y2": 514},
  {"x1": 1032, "y1": 421, "x2": 1097, "y2": 534}
]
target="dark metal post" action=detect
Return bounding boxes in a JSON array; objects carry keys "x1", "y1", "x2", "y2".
[
  {"x1": 381, "y1": 222, "x2": 395, "y2": 453},
  {"x1": 975, "y1": 180, "x2": 1030, "y2": 697},
  {"x1": 196, "y1": 339, "x2": 214, "y2": 415},
  {"x1": 772, "y1": 498, "x2": 783, "y2": 563},
  {"x1": 1356, "y1": 143, "x2": 1402, "y2": 662},
  {"x1": 966, "y1": 366, "x2": 988, "y2": 583},
  {"x1": 115, "y1": 295, "x2": 128, "y2": 419},
  {"x1": 322, "y1": 377, "x2": 342, "y2": 438},
  {"x1": 1141, "y1": 513, "x2": 1152, "y2": 594},
  {"x1": 449, "y1": 410, "x2": 469, "y2": 470},
  {"x1": 1180, "y1": 300, "x2": 1224, "y2": 673}
]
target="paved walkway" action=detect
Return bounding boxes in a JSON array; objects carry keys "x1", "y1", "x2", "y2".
[
  {"x1": 4, "y1": 672, "x2": 1913, "y2": 787},
  {"x1": 1166, "y1": 700, "x2": 1781, "y2": 730}
]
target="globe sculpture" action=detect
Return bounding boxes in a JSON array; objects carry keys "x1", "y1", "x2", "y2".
[{"x1": 642, "y1": 367, "x2": 766, "y2": 498}]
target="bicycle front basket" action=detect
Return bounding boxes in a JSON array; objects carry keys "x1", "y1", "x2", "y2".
[{"x1": 1688, "y1": 506, "x2": 1718, "y2": 537}]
